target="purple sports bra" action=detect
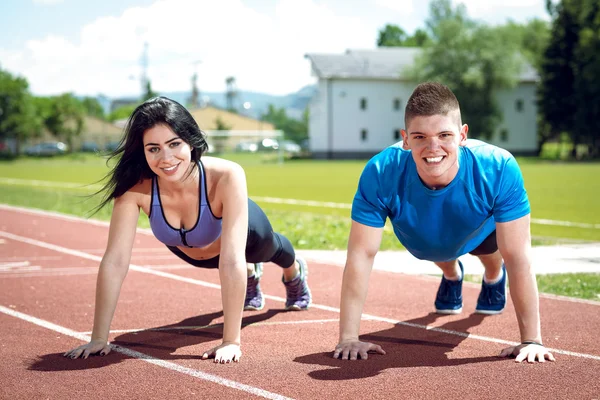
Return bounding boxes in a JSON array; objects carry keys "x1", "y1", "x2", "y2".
[{"x1": 149, "y1": 161, "x2": 222, "y2": 248}]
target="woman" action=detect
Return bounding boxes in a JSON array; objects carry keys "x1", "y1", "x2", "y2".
[{"x1": 64, "y1": 97, "x2": 311, "y2": 363}]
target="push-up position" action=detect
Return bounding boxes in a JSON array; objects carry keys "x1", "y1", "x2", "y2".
[{"x1": 334, "y1": 82, "x2": 554, "y2": 363}]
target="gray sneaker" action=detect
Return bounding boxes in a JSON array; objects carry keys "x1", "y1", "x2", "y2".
[
  {"x1": 283, "y1": 256, "x2": 311, "y2": 311},
  {"x1": 244, "y1": 263, "x2": 264, "y2": 311}
]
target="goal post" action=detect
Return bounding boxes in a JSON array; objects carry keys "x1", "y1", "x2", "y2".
[{"x1": 204, "y1": 130, "x2": 287, "y2": 164}]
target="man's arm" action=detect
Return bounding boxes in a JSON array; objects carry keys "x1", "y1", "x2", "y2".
[
  {"x1": 333, "y1": 220, "x2": 386, "y2": 360},
  {"x1": 496, "y1": 214, "x2": 555, "y2": 362}
]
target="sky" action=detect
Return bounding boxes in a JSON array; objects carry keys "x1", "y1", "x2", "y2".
[{"x1": 0, "y1": 0, "x2": 552, "y2": 99}]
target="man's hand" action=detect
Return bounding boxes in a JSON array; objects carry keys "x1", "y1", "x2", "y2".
[
  {"x1": 202, "y1": 342, "x2": 242, "y2": 364},
  {"x1": 333, "y1": 340, "x2": 386, "y2": 360},
  {"x1": 499, "y1": 343, "x2": 555, "y2": 363}
]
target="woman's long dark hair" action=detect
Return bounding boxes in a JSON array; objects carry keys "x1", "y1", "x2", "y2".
[{"x1": 92, "y1": 96, "x2": 209, "y2": 214}]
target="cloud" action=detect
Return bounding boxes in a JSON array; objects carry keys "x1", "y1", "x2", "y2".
[
  {"x1": 2, "y1": 0, "x2": 550, "y2": 97},
  {"x1": 1, "y1": 0, "x2": 376, "y2": 97}
]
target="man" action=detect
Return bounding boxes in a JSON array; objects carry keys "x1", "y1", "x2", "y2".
[{"x1": 333, "y1": 82, "x2": 554, "y2": 363}]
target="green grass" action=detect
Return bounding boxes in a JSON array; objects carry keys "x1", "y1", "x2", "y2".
[
  {"x1": 464, "y1": 273, "x2": 600, "y2": 302},
  {"x1": 1, "y1": 153, "x2": 600, "y2": 250}
]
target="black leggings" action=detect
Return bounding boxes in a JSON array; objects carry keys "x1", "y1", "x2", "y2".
[{"x1": 166, "y1": 198, "x2": 295, "y2": 269}]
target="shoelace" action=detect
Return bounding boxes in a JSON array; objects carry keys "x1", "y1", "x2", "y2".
[
  {"x1": 246, "y1": 276, "x2": 259, "y2": 298},
  {"x1": 479, "y1": 283, "x2": 499, "y2": 304},
  {"x1": 440, "y1": 278, "x2": 460, "y2": 299},
  {"x1": 285, "y1": 277, "x2": 308, "y2": 299}
]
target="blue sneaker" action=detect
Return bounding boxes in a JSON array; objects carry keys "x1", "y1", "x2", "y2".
[
  {"x1": 283, "y1": 256, "x2": 311, "y2": 311},
  {"x1": 475, "y1": 264, "x2": 507, "y2": 315},
  {"x1": 244, "y1": 263, "x2": 264, "y2": 311},
  {"x1": 434, "y1": 261, "x2": 464, "y2": 314}
]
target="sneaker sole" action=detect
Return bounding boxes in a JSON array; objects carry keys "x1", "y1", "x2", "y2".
[
  {"x1": 244, "y1": 304, "x2": 265, "y2": 311},
  {"x1": 435, "y1": 307, "x2": 463, "y2": 315},
  {"x1": 474, "y1": 307, "x2": 505, "y2": 315},
  {"x1": 284, "y1": 304, "x2": 310, "y2": 311}
]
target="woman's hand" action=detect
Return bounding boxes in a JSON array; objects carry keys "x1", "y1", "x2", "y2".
[
  {"x1": 64, "y1": 339, "x2": 111, "y2": 359},
  {"x1": 499, "y1": 343, "x2": 555, "y2": 363},
  {"x1": 202, "y1": 342, "x2": 242, "y2": 364},
  {"x1": 333, "y1": 340, "x2": 386, "y2": 360}
]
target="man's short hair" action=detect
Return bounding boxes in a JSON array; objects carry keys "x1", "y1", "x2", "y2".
[{"x1": 404, "y1": 82, "x2": 462, "y2": 128}]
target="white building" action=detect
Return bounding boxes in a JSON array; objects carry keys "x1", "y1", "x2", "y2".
[{"x1": 305, "y1": 48, "x2": 539, "y2": 159}]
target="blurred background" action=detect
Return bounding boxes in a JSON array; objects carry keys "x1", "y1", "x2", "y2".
[{"x1": 2, "y1": 0, "x2": 597, "y2": 161}]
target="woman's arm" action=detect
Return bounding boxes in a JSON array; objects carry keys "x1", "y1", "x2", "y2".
[
  {"x1": 65, "y1": 192, "x2": 140, "y2": 359},
  {"x1": 202, "y1": 162, "x2": 248, "y2": 363}
]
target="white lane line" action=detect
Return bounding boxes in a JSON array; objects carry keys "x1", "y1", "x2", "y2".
[
  {"x1": 81, "y1": 318, "x2": 342, "y2": 335},
  {"x1": 0, "y1": 261, "x2": 31, "y2": 269},
  {"x1": 0, "y1": 306, "x2": 292, "y2": 400},
  {"x1": 2, "y1": 187, "x2": 600, "y2": 229},
  {"x1": 1, "y1": 230, "x2": 599, "y2": 361},
  {"x1": 0, "y1": 256, "x2": 62, "y2": 262}
]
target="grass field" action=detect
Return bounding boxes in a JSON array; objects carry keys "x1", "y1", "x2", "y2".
[
  {"x1": 1, "y1": 152, "x2": 599, "y2": 301},
  {"x1": 1, "y1": 152, "x2": 599, "y2": 248}
]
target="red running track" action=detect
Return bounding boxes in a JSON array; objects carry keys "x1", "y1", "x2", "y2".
[{"x1": 1, "y1": 205, "x2": 599, "y2": 400}]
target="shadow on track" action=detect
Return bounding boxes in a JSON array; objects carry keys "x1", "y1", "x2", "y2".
[
  {"x1": 294, "y1": 312, "x2": 505, "y2": 380},
  {"x1": 27, "y1": 309, "x2": 285, "y2": 371}
]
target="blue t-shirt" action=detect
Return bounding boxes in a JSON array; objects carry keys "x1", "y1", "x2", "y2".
[{"x1": 351, "y1": 139, "x2": 530, "y2": 262}]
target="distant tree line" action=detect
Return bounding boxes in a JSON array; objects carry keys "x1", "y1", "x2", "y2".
[
  {"x1": 0, "y1": 71, "x2": 163, "y2": 153},
  {"x1": 0, "y1": 68, "x2": 107, "y2": 153}
]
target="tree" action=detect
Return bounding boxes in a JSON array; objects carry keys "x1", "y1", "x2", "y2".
[
  {"x1": 572, "y1": 0, "x2": 600, "y2": 158},
  {"x1": 377, "y1": 24, "x2": 430, "y2": 47},
  {"x1": 537, "y1": 0, "x2": 582, "y2": 157},
  {"x1": 407, "y1": 0, "x2": 524, "y2": 140},
  {"x1": 81, "y1": 96, "x2": 105, "y2": 119},
  {"x1": 0, "y1": 67, "x2": 41, "y2": 153},
  {"x1": 261, "y1": 104, "x2": 308, "y2": 144},
  {"x1": 377, "y1": 24, "x2": 408, "y2": 46},
  {"x1": 107, "y1": 104, "x2": 138, "y2": 122},
  {"x1": 505, "y1": 19, "x2": 550, "y2": 71},
  {"x1": 44, "y1": 93, "x2": 85, "y2": 152},
  {"x1": 142, "y1": 80, "x2": 158, "y2": 102}
]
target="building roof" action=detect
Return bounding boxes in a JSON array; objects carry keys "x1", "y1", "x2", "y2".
[
  {"x1": 189, "y1": 106, "x2": 275, "y2": 131},
  {"x1": 305, "y1": 47, "x2": 538, "y2": 82},
  {"x1": 81, "y1": 116, "x2": 124, "y2": 137}
]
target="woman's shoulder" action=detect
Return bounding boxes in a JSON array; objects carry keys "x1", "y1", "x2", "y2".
[
  {"x1": 201, "y1": 156, "x2": 245, "y2": 177},
  {"x1": 119, "y1": 178, "x2": 152, "y2": 204}
]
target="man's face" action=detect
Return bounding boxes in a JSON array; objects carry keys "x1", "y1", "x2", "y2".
[{"x1": 401, "y1": 112, "x2": 468, "y2": 189}]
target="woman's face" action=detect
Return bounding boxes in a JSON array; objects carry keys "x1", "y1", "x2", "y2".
[{"x1": 142, "y1": 123, "x2": 192, "y2": 181}]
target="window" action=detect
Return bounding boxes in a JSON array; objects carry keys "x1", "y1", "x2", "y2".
[
  {"x1": 360, "y1": 98, "x2": 367, "y2": 110},
  {"x1": 515, "y1": 99, "x2": 524, "y2": 112},
  {"x1": 393, "y1": 98, "x2": 401, "y2": 111},
  {"x1": 500, "y1": 129, "x2": 509, "y2": 142},
  {"x1": 394, "y1": 129, "x2": 401, "y2": 140},
  {"x1": 361, "y1": 129, "x2": 368, "y2": 141}
]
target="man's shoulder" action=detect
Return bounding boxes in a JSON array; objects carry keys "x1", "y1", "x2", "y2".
[{"x1": 463, "y1": 139, "x2": 514, "y2": 166}]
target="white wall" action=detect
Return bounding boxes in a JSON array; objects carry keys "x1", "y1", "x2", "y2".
[
  {"x1": 310, "y1": 79, "x2": 415, "y2": 154},
  {"x1": 489, "y1": 83, "x2": 538, "y2": 153},
  {"x1": 309, "y1": 79, "x2": 538, "y2": 156},
  {"x1": 308, "y1": 80, "x2": 329, "y2": 152}
]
